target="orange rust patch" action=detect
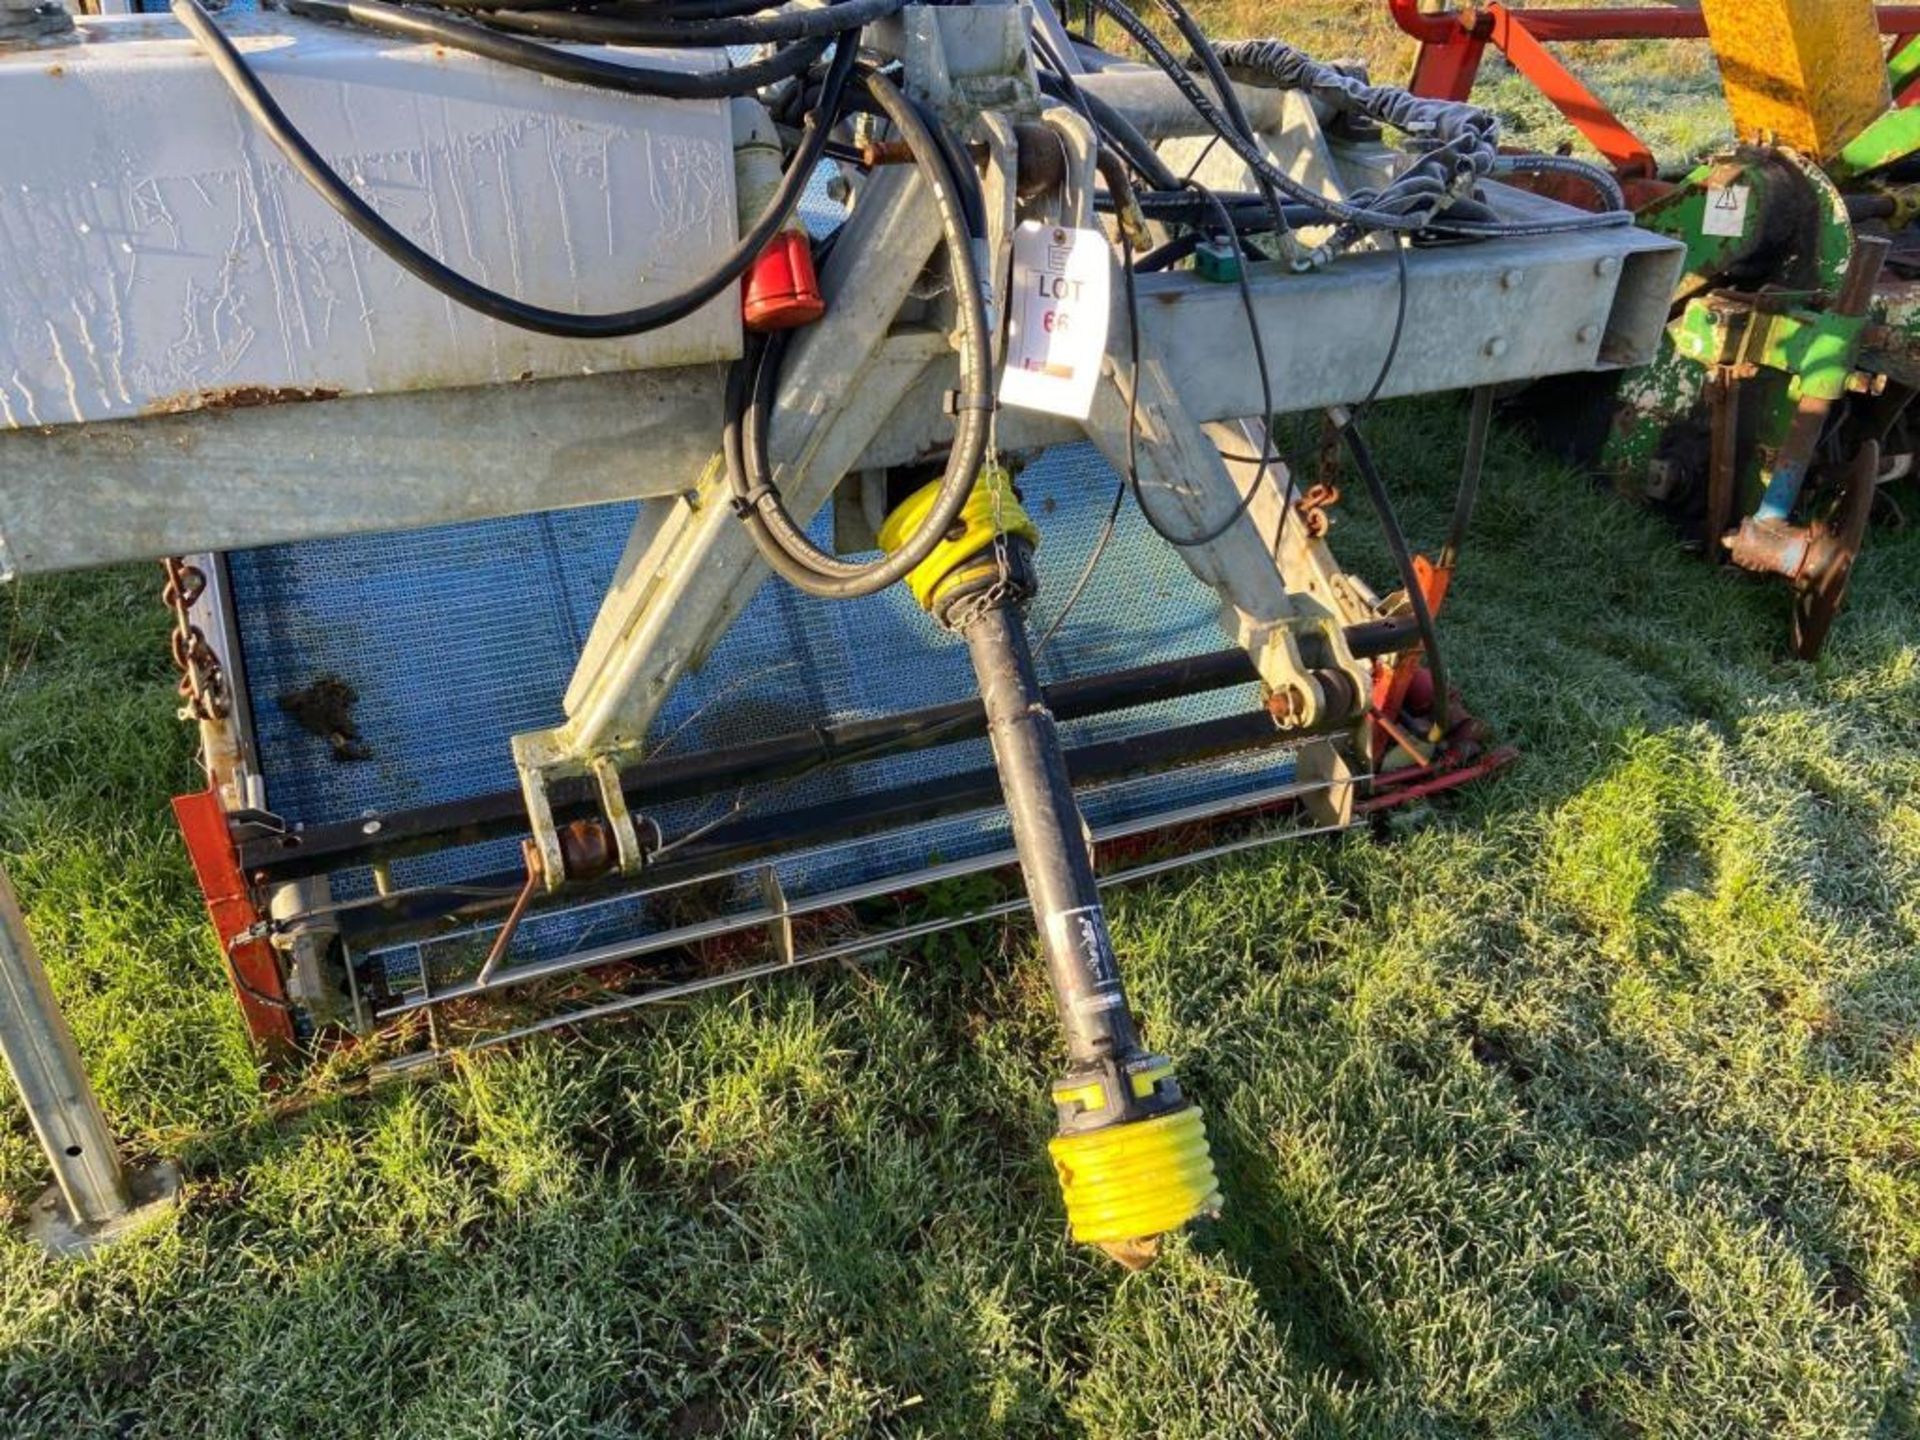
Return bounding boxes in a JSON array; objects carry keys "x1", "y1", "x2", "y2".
[{"x1": 143, "y1": 384, "x2": 343, "y2": 416}]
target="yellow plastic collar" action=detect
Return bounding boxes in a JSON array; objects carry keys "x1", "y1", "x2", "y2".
[
  {"x1": 1047, "y1": 1105, "x2": 1222, "y2": 1247},
  {"x1": 877, "y1": 467, "x2": 1039, "y2": 612}
]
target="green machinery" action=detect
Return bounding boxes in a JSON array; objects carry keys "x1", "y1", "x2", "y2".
[{"x1": 1540, "y1": 0, "x2": 1920, "y2": 656}]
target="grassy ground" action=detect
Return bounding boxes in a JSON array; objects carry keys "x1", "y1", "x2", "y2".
[{"x1": 4, "y1": 9, "x2": 1920, "y2": 1439}]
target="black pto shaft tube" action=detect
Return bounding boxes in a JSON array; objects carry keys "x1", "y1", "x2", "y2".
[
  {"x1": 961, "y1": 601, "x2": 1140, "y2": 1066},
  {"x1": 950, "y1": 575, "x2": 1221, "y2": 1264}
]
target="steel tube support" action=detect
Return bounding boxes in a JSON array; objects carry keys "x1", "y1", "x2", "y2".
[{"x1": 0, "y1": 865, "x2": 176, "y2": 1252}]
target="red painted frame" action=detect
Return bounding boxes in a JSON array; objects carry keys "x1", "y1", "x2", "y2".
[
  {"x1": 1390, "y1": 1, "x2": 1920, "y2": 177},
  {"x1": 173, "y1": 789, "x2": 297, "y2": 1057}
]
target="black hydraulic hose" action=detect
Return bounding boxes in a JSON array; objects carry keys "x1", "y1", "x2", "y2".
[
  {"x1": 1139, "y1": 0, "x2": 1289, "y2": 236},
  {"x1": 1492, "y1": 153, "x2": 1627, "y2": 214},
  {"x1": 726, "y1": 66, "x2": 993, "y2": 600},
  {"x1": 911, "y1": 91, "x2": 990, "y2": 241},
  {"x1": 1153, "y1": 0, "x2": 1257, "y2": 147},
  {"x1": 1332, "y1": 410, "x2": 1451, "y2": 736},
  {"x1": 1441, "y1": 385, "x2": 1495, "y2": 572},
  {"x1": 287, "y1": 0, "x2": 826, "y2": 99},
  {"x1": 171, "y1": 0, "x2": 859, "y2": 339},
  {"x1": 1125, "y1": 182, "x2": 1278, "y2": 550},
  {"x1": 1133, "y1": 233, "x2": 1200, "y2": 273},
  {"x1": 1036, "y1": 70, "x2": 1182, "y2": 193},
  {"x1": 483, "y1": 0, "x2": 902, "y2": 49},
  {"x1": 1113, "y1": 191, "x2": 1326, "y2": 228}
]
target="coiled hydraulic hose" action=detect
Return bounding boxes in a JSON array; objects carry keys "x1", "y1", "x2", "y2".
[{"x1": 724, "y1": 67, "x2": 995, "y2": 600}]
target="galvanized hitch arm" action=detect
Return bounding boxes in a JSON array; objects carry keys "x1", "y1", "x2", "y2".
[
  {"x1": 506, "y1": 41, "x2": 1682, "y2": 894},
  {"x1": 508, "y1": 86, "x2": 1370, "y2": 890},
  {"x1": 0, "y1": 867, "x2": 181, "y2": 1255}
]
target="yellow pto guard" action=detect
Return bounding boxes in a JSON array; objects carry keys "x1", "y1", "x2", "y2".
[{"x1": 1700, "y1": 0, "x2": 1890, "y2": 160}]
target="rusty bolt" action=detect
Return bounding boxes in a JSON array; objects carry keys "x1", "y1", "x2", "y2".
[
  {"x1": 557, "y1": 818, "x2": 616, "y2": 883},
  {"x1": 1265, "y1": 686, "x2": 1310, "y2": 727}
]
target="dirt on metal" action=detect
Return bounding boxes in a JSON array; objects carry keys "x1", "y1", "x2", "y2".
[
  {"x1": 278, "y1": 675, "x2": 371, "y2": 762},
  {"x1": 142, "y1": 385, "x2": 342, "y2": 417}
]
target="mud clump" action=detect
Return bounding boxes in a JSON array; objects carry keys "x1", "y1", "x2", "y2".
[{"x1": 279, "y1": 675, "x2": 371, "y2": 762}]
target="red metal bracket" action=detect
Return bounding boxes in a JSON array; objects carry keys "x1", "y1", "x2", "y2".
[
  {"x1": 1358, "y1": 745, "x2": 1520, "y2": 813},
  {"x1": 172, "y1": 789, "x2": 297, "y2": 1057},
  {"x1": 1369, "y1": 553, "x2": 1452, "y2": 769},
  {"x1": 1489, "y1": 5, "x2": 1658, "y2": 176},
  {"x1": 1390, "y1": 1, "x2": 1920, "y2": 173}
]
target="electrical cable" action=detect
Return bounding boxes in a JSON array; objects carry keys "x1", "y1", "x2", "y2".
[
  {"x1": 1333, "y1": 411, "x2": 1451, "y2": 736},
  {"x1": 725, "y1": 65, "x2": 994, "y2": 599},
  {"x1": 1031, "y1": 224, "x2": 1144, "y2": 655},
  {"x1": 170, "y1": 0, "x2": 864, "y2": 339},
  {"x1": 1359, "y1": 235, "x2": 1411, "y2": 415},
  {"x1": 1122, "y1": 182, "x2": 1281, "y2": 550},
  {"x1": 287, "y1": 0, "x2": 825, "y2": 99}
]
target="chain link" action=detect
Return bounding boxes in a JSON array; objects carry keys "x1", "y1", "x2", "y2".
[{"x1": 161, "y1": 557, "x2": 230, "y2": 723}]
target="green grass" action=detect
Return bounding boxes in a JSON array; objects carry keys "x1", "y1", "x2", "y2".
[{"x1": 2, "y1": 397, "x2": 1917, "y2": 1438}]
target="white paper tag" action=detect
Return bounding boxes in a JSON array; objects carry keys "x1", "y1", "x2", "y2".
[
  {"x1": 998, "y1": 221, "x2": 1111, "y2": 421},
  {"x1": 1702, "y1": 184, "x2": 1751, "y2": 239}
]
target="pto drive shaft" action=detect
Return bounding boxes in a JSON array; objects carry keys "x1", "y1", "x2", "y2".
[{"x1": 882, "y1": 472, "x2": 1223, "y2": 1264}]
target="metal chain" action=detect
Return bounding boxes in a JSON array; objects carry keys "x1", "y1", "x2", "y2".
[{"x1": 160, "y1": 558, "x2": 230, "y2": 722}]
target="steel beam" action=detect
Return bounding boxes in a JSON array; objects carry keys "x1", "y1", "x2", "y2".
[
  {"x1": 861, "y1": 219, "x2": 1686, "y2": 467},
  {"x1": 0, "y1": 215, "x2": 1682, "y2": 579},
  {"x1": 0, "y1": 367, "x2": 727, "y2": 575}
]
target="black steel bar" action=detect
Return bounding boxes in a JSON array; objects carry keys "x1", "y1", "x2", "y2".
[
  {"x1": 245, "y1": 648, "x2": 1255, "y2": 877},
  {"x1": 963, "y1": 601, "x2": 1137, "y2": 1063},
  {"x1": 1440, "y1": 385, "x2": 1494, "y2": 571},
  {"x1": 244, "y1": 622, "x2": 1414, "y2": 881},
  {"x1": 336, "y1": 704, "x2": 1318, "y2": 944}
]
